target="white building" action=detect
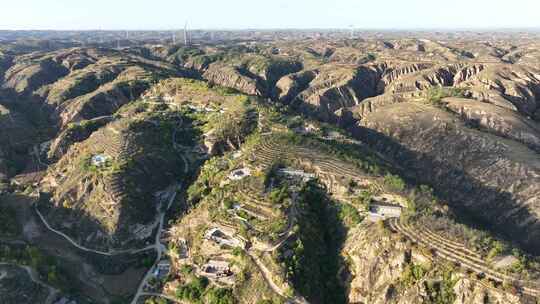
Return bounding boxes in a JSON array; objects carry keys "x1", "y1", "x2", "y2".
[
  {"x1": 91, "y1": 154, "x2": 109, "y2": 166},
  {"x1": 369, "y1": 203, "x2": 402, "y2": 218},
  {"x1": 228, "y1": 168, "x2": 251, "y2": 180},
  {"x1": 205, "y1": 228, "x2": 243, "y2": 248},
  {"x1": 278, "y1": 168, "x2": 315, "y2": 182}
]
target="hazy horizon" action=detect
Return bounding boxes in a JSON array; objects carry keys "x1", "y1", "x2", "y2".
[
  {"x1": 1, "y1": 0, "x2": 539, "y2": 31},
  {"x1": 1, "y1": 27, "x2": 540, "y2": 32}
]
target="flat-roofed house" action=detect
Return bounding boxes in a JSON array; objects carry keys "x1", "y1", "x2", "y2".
[{"x1": 369, "y1": 203, "x2": 402, "y2": 218}]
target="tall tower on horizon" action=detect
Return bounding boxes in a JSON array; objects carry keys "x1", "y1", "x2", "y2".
[
  {"x1": 99, "y1": 27, "x2": 104, "y2": 44},
  {"x1": 184, "y1": 22, "x2": 189, "y2": 45}
]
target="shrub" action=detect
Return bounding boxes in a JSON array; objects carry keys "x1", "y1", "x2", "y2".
[
  {"x1": 486, "y1": 241, "x2": 506, "y2": 260},
  {"x1": 424, "y1": 268, "x2": 457, "y2": 304},
  {"x1": 223, "y1": 199, "x2": 234, "y2": 210},
  {"x1": 426, "y1": 87, "x2": 465, "y2": 104},
  {"x1": 144, "y1": 297, "x2": 168, "y2": 304},
  {"x1": 353, "y1": 190, "x2": 372, "y2": 211},
  {"x1": 141, "y1": 257, "x2": 154, "y2": 268},
  {"x1": 232, "y1": 247, "x2": 244, "y2": 257},
  {"x1": 358, "y1": 53, "x2": 377, "y2": 64},
  {"x1": 175, "y1": 276, "x2": 209, "y2": 302},
  {"x1": 401, "y1": 263, "x2": 427, "y2": 286},
  {"x1": 383, "y1": 174, "x2": 406, "y2": 192},
  {"x1": 179, "y1": 264, "x2": 194, "y2": 275},
  {"x1": 80, "y1": 155, "x2": 98, "y2": 173},
  {"x1": 269, "y1": 185, "x2": 289, "y2": 205},
  {"x1": 338, "y1": 203, "x2": 363, "y2": 227},
  {"x1": 206, "y1": 288, "x2": 236, "y2": 304}
]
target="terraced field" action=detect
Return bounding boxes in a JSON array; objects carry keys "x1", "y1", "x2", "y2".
[
  {"x1": 222, "y1": 178, "x2": 286, "y2": 237},
  {"x1": 253, "y1": 134, "x2": 371, "y2": 183},
  {"x1": 77, "y1": 120, "x2": 137, "y2": 207},
  {"x1": 234, "y1": 190, "x2": 278, "y2": 220},
  {"x1": 388, "y1": 218, "x2": 540, "y2": 297}
]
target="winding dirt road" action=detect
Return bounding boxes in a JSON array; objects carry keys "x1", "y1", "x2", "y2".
[
  {"x1": 0, "y1": 262, "x2": 59, "y2": 304},
  {"x1": 34, "y1": 205, "x2": 155, "y2": 256}
]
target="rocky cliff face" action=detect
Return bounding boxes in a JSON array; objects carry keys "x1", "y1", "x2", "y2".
[
  {"x1": 443, "y1": 97, "x2": 540, "y2": 151},
  {"x1": 369, "y1": 62, "x2": 540, "y2": 122},
  {"x1": 275, "y1": 70, "x2": 317, "y2": 103},
  {"x1": 203, "y1": 63, "x2": 262, "y2": 96},
  {"x1": 377, "y1": 62, "x2": 434, "y2": 92},
  {"x1": 344, "y1": 223, "x2": 524, "y2": 304},
  {"x1": 345, "y1": 223, "x2": 413, "y2": 304},
  {"x1": 350, "y1": 92, "x2": 422, "y2": 120},
  {"x1": 382, "y1": 64, "x2": 462, "y2": 94},
  {"x1": 201, "y1": 54, "x2": 303, "y2": 97},
  {"x1": 54, "y1": 66, "x2": 151, "y2": 128},
  {"x1": 457, "y1": 65, "x2": 540, "y2": 120},
  {"x1": 40, "y1": 61, "x2": 123, "y2": 106},
  {"x1": 282, "y1": 65, "x2": 382, "y2": 121},
  {"x1": 355, "y1": 102, "x2": 540, "y2": 253},
  {"x1": 1, "y1": 48, "x2": 186, "y2": 130},
  {"x1": 272, "y1": 60, "x2": 530, "y2": 124}
]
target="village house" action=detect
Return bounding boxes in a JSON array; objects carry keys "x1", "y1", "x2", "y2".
[
  {"x1": 91, "y1": 154, "x2": 109, "y2": 166},
  {"x1": 228, "y1": 168, "x2": 251, "y2": 180},
  {"x1": 205, "y1": 228, "x2": 243, "y2": 248},
  {"x1": 153, "y1": 259, "x2": 171, "y2": 279},
  {"x1": 201, "y1": 260, "x2": 232, "y2": 278},
  {"x1": 369, "y1": 203, "x2": 402, "y2": 218},
  {"x1": 278, "y1": 168, "x2": 315, "y2": 182}
]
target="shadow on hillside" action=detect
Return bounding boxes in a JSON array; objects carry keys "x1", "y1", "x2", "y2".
[
  {"x1": 2, "y1": 192, "x2": 156, "y2": 302},
  {"x1": 277, "y1": 85, "x2": 540, "y2": 254},
  {"x1": 347, "y1": 124, "x2": 540, "y2": 255},
  {"x1": 284, "y1": 181, "x2": 349, "y2": 304},
  {"x1": 35, "y1": 192, "x2": 119, "y2": 251}
]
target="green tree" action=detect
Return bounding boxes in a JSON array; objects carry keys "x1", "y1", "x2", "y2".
[
  {"x1": 384, "y1": 174, "x2": 406, "y2": 192},
  {"x1": 206, "y1": 288, "x2": 236, "y2": 304}
]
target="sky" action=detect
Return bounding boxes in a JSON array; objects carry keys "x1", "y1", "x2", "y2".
[{"x1": 0, "y1": 0, "x2": 539, "y2": 30}]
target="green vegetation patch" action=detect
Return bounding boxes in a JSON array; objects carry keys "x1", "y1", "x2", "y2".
[
  {"x1": 65, "y1": 118, "x2": 106, "y2": 135},
  {"x1": 0, "y1": 244, "x2": 73, "y2": 290},
  {"x1": 400, "y1": 263, "x2": 428, "y2": 287},
  {"x1": 187, "y1": 157, "x2": 231, "y2": 204},
  {"x1": 203, "y1": 96, "x2": 257, "y2": 152},
  {"x1": 424, "y1": 267, "x2": 458, "y2": 304},
  {"x1": 383, "y1": 173, "x2": 406, "y2": 192},
  {"x1": 175, "y1": 273, "x2": 236, "y2": 304},
  {"x1": 426, "y1": 87, "x2": 466, "y2": 104},
  {"x1": 337, "y1": 203, "x2": 363, "y2": 228},
  {"x1": 0, "y1": 204, "x2": 19, "y2": 236},
  {"x1": 280, "y1": 181, "x2": 347, "y2": 304},
  {"x1": 175, "y1": 276, "x2": 209, "y2": 302}
]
